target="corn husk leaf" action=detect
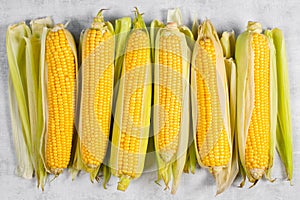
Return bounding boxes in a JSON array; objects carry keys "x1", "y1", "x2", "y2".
[
  {"x1": 153, "y1": 8, "x2": 190, "y2": 194},
  {"x1": 192, "y1": 17, "x2": 199, "y2": 41},
  {"x1": 25, "y1": 17, "x2": 53, "y2": 189},
  {"x1": 221, "y1": 31, "x2": 237, "y2": 136},
  {"x1": 183, "y1": 138, "x2": 197, "y2": 174},
  {"x1": 191, "y1": 20, "x2": 233, "y2": 195},
  {"x1": 110, "y1": 9, "x2": 152, "y2": 191},
  {"x1": 112, "y1": 16, "x2": 132, "y2": 125},
  {"x1": 265, "y1": 30, "x2": 278, "y2": 181},
  {"x1": 167, "y1": 8, "x2": 194, "y2": 50},
  {"x1": 70, "y1": 28, "x2": 83, "y2": 178},
  {"x1": 217, "y1": 31, "x2": 239, "y2": 194},
  {"x1": 7, "y1": 22, "x2": 33, "y2": 179},
  {"x1": 150, "y1": 19, "x2": 165, "y2": 62},
  {"x1": 236, "y1": 22, "x2": 277, "y2": 184},
  {"x1": 114, "y1": 16, "x2": 131, "y2": 85},
  {"x1": 220, "y1": 31, "x2": 235, "y2": 59},
  {"x1": 267, "y1": 28, "x2": 293, "y2": 181}
]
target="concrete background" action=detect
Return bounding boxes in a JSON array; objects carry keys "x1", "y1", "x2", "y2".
[{"x1": 0, "y1": 0, "x2": 299, "y2": 199}]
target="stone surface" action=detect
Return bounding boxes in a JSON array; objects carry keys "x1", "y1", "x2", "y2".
[{"x1": 0, "y1": 0, "x2": 299, "y2": 199}]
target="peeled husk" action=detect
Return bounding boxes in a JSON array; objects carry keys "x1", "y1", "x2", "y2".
[
  {"x1": 220, "y1": 30, "x2": 239, "y2": 194},
  {"x1": 7, "y1": 22, "x2": 33, "y2": 180},
  {"x1": 27, "y1": 17, "x2": 53, "y2": 189},
  {"x1": 265, "y1": 28, "x2": 293, "y2": 182},
  {"x1": 7, "y1": 18, "x2": 53, "y2": 189}
]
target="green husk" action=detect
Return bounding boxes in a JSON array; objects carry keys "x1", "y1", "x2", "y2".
[
  {"x1": 221, "y1": 31, "x2": 235, "y2": 59},
  {"x1": 183, "y1": 19, "x2": 198, "y2": 174},
  {"x1": 192, "y1": 17, "x2": 199, "y2": 40},
  {"x1": 267, "y1": 28, "x2": 293, "y2": 181},
  {"x1": 114, "y1": 16, "x2": 132, "y2": 85},
  {"x1": 220, "y1": 31, "x2": 236, "y2": 137},
  {"x1": 150, "y1": 19, "x2": 165, "y2": 62},
  {"x1": 265, "y1": 30, "x2": 278, "y2": 181},
  {"x1": 183, "y1": 139, "x2": 197, "y2": 174},
  {"x1": 110, "y1": 8, "x2": 152, "y2": 191},
  {"x1": 71, "y1": 10, "x2": 115, "y2": 183},
  {"x1": 167, "y1": 8, "x2": 194, "y2": 50},
  {"x1": 191, "y1": 20, "x2": 234, "y2": 195},
  {"x1": 26, "y1": 17, "x2": 53, "y2": 190},
  {"x1": 218, "y1": 30, "x2": 239, "y2": 194},
  {"x1": 7, "y1": 22, "x2": 33, "y2": 179},
  {"x1": 152, "y1": 8, "x2": 191, "y2": 194},
  {"x1": 235, "y1": 22, "x2": 277, "y2": 184}
]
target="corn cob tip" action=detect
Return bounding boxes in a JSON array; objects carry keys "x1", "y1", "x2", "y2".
[
  {"x1": 249, "y1": 169, "x2": 265, "y2": 181},
  {"x1": 117, "y1": 176, "x2": 131, "y2": 191},
  {"x1": 209, "y1": 166, "x2": 223, "y2": 175},
  {"x1": 94, "y1": 9, "x2": 108, "y2": 23},
  {"x1": 51, "y1": 24, "x2": 67, "y2": 32},
  {"x1": 91, "y1": 9, "x2": 108, "y2": 29},
  {"x1": 247, "y1": 21, "x2": 262, "y2": 33},
  {"x1": 133, "y1": 7, "x2": 146, "y2": 29},
  {"x1": 166, "y1": 22, "x2": 178, "y2": 29},
  {"x1": 50, "y1": 168, "x2": 64, "y2": 176},
  {"x1": 159, "y1": 151, "x2": 175, "y2": 163}
]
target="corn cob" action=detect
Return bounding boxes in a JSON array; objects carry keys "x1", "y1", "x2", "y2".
[
  {"x1": 76, "y1": 10, "x2": 114, "y2": 178},
  {"x1": 152, "y1": 8, "x2": 190, "y2": 194},
  {"x1": 236, "y1": 22, "x2": 277, "y2": 185},
  {"x1": 110, "y1": 9, "x2": 151, "y2": 191},
  {"x1": 191, "y1": 20, "x2": 233, "y2": 194},
  {"x1": 157, "y1": 25, "x2": 183, "y2": 162},
  {"x1": 42, "y1": 24, "x2": 77, "y2": 175}
]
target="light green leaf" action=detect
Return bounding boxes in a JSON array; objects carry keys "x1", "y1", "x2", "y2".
[
  {"x1": 25, "y1": 17, "x2": 53, "y2": 189},
  {"x1": 271, "y1": 28, "x2": 293, "y2": 181},
  {"x1": 6, "y1": 22, "x2": 33, "y2": 179}
]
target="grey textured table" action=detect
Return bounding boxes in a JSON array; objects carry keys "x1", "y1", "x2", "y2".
[{"x1": 0, "y1": 0, "x2": 299, "y2": 199}]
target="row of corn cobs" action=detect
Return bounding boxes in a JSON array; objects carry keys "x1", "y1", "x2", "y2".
[{"x1": 6, "y1": 8, "x2": 292, "y2": 194}]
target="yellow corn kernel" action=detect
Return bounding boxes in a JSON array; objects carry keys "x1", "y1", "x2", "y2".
[
  {"x1": 81, "y1": 28, "x2": 114, "y2": 168},
  {"x1": 195, "y1": 38, "x2": 231, "y2": 167},
  {"x1": 157, "y1": 31, "x2": 183, "y2": 162},
  {"x1": 245, "y1": 33, "x2": 270, "y2": 177},
  {"x1": 45, "y1": 28, "x2": 76, "y2": 174}
]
